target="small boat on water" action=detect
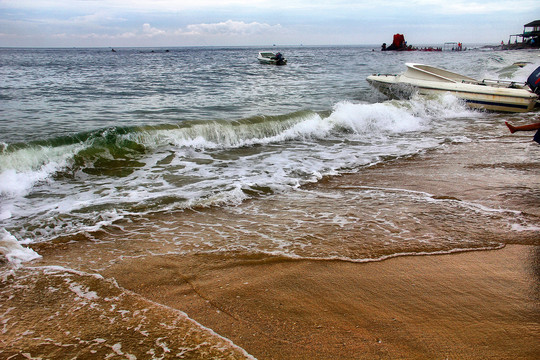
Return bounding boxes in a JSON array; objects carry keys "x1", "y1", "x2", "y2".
[
  {"x1": 367, "y1": 63, "x2": 540, "y2": 113},
  {"x1": 257, "y1": 52, "x2": 287, "y2": 65}
]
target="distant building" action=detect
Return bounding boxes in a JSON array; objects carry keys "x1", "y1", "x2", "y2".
[{"x1": 506, "y1": 20, "x2": 540, "y2": 49}]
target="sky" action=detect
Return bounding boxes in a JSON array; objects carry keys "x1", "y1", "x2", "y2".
[{"x1": 0, "y1": 0, "x2": 538, "y2": 47}]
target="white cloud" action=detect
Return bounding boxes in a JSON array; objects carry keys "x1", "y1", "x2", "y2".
[
  {"x1": 0, "y1": 0, "x2": 538, "y2": 46},
  {"x1": 124, "y1": 21, "x2": 282, "y2": 39},
  {"x1": 142, "y1": 23, "x2": 166, "y2": 36},
  {"x1": 183, "y1": 20, "x2": 282, "y2": 36}
]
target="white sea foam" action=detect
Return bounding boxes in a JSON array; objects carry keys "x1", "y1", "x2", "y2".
[
  {"x1": 0, "y1": 143, "x2": 81, "y2": 174},
  {"x1": 68, "y1": 282, "x2": 99, "y2": 301},
  {"x1": 0, "y1": 143, "x2": 82, "y2": 221},
  {"x1": 329, "y1": 100, "x2": 427, "y2": 134},
  {"x1": 0, "y1": 228, "x2": 41, "y2": 265}
]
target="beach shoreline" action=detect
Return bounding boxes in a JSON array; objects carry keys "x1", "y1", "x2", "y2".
[
  {"x1": 105, "y1": 244, "x2": 539, "y2": 359},
  {"x1": 2, "y1": 130, "x2": 539, "y2": 359},
  {"x1": 104, "y1": 138, "x2": 539, "y2": 359},
  {"x1": 3, "y1": 244, "x2": 538, "y2": 359}
]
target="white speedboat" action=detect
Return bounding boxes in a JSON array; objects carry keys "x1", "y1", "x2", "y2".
[
  {"x1": 257, "y1": 52, "x2": 287, "y2": 65},
  {"x1": 367, "y1": 63, "x2": 540, "y2": 113}
]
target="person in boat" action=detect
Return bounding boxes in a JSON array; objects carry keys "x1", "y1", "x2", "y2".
[
  {"x1": 505, "y1": 121, "x2": 540, "y2": 144},
  {"x1": 381, "y1": 43, "x2": 387, "y2": 51},
  {"x1": 270, "y1": 52, "x2": 283, "y2": 63}
]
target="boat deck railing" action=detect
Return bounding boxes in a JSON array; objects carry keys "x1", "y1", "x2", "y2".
[
  {"x1": 371, "y1": 73, "x2": 398, "y2": 77},
  {"x1": 461, "y1": 78, "x2": 527, "y2": 89}
]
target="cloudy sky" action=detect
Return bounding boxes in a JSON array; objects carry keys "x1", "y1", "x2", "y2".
[{"x1": 0, "y1": 0, "x2": 538, "y2": 47}]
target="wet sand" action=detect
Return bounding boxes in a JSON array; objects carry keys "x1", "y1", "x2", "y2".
[
  {"x1": 107, "y1": 245, "x2": 539, "y2": 360},
  {"x1": 0, "y1": 266, "x2": 254, "y2": 360},
  {"x1": 104, "y1": 137, "x2": 539, "y2": 359}
]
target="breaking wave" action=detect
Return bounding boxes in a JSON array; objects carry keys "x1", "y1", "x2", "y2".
[{"x1": 0, "y1": 96, "x2": 475, "y2": 252}]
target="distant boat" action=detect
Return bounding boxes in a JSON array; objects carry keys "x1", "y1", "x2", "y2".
[
  {"x1": 257, "y1": 52, "x2": 287, "y2": 65},
  {"x1": 380, "y1": 33, "x2": 441, "y2": 52},
  {"x1": 367, "y1": 63, "x2": 540, "y2": 113},
  {"x1": 443, "y1": 42, "x2": 465, "y2": 51}
]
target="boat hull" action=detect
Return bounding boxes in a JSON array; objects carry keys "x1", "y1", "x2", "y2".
[
  {"x1": 367, "y1": 64, "x2": 538, "y2": 113},
  {"x1": 257, "y1": 52, "x2": 287, "y2": 65},
  {"x1": 257, "y1": 58, "x2": 287, "y2": 65}
]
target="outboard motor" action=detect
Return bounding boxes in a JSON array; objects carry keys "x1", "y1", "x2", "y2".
[{"x1": 526, "y1": 66, "x2": 540, "y2": 95}]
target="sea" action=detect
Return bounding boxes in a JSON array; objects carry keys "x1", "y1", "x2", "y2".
[{"x1": 1, "y1": 45, "x2": 539, "y2": 358}]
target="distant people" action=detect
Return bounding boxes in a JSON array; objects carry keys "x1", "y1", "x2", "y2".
[
  {"x1": 505, "y1": 121, "x2": 540, "y2": 144},
  {"x1": 381, "y1": 43, "x2": 387, "y2": 51}
]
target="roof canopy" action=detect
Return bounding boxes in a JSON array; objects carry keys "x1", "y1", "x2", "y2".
[{"x1": 524, "y1": 20, "x2": 540, "y2": 27}]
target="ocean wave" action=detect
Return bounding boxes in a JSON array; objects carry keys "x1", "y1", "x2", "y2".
[
  {"x1": 0, "y1": 97, "x2": 475, "y2": 247},
  {"x1": 1, "y1": 95, "x2": 470, "y2": 172},
  {"x1": 0, "y1": 97, "x2": 469, "y2": 199}
]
